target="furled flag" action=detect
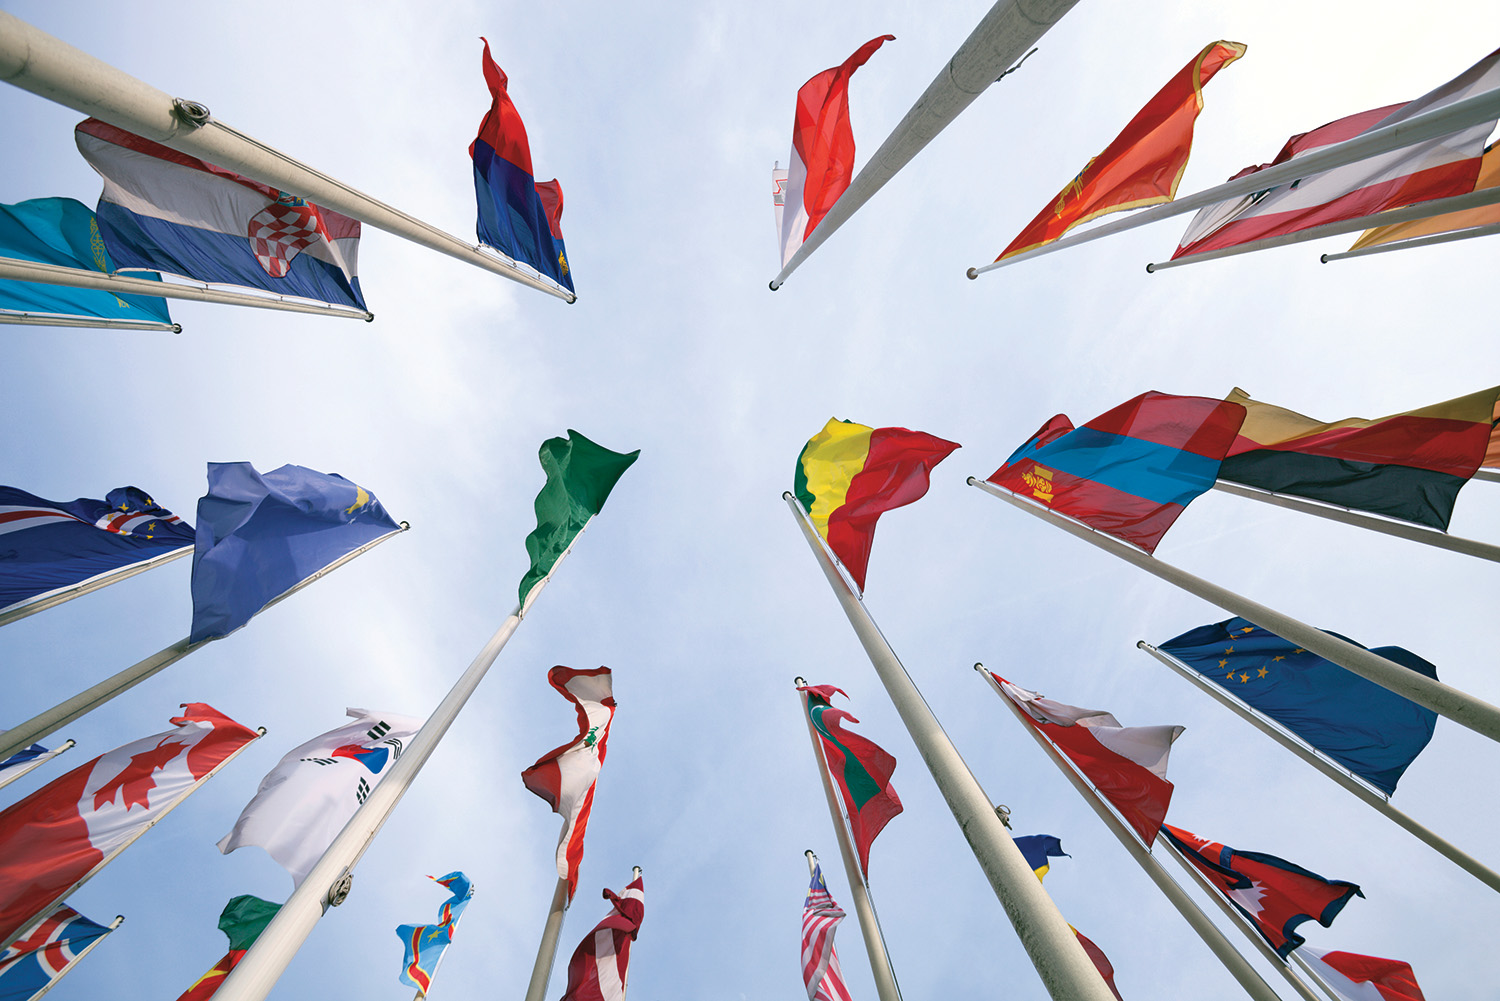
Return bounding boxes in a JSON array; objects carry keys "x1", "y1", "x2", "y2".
[
  {"x1": 800, "y1": 864, "x2": 852, "y2": 1001},
  {"x1": 559, "y1": 873, "x2": 645, "y2": 1001},
  {"x1": 396, "y1": 872, "x2": 473, "y2": 996},
  {"x1": 993, "y1": 674, "x2": 1183, "y2": 847},
  {"x1": 74, "y1": 119, "x2": 365, "y2": 310},
  {"x1": 217, "y1": 708, "x2": 423, "y2": 886},
  {"x1": 0, "y1": 705, "x2": 258, "y2": 944},
  {"x1": 174, "y1": 895, "x2": 280, "y2": 1001},
  {"x1": 471, "y1": 38, "x2": 573, "y2": 292},
  {"x1": 1349, "y1": 143, "x2": 1500, "y2": 252},
  {"x1": 772, "y1": 167, "x2": 789, "y2": 241},
  {"x1": 0, "y1": 903, "x2": 117, "y2": 1001},
  {"x1": 794, "y1": 418, "x2": 960, "y2": 592},
  {"x1": 1172, "y1": 47, "x2": 1500, "y2": 260},
  {"x1": 998, "y1": 41, "x2": 1246, "y2": 260},
  {"x1": 521, "y1": 667, "x2": 616, "y2": 903},
  {"x1": 989, "y1": 391, "x2": 1245, "y2": 555},
  {"x1": 0, "y1": 197, "x2": 173, "y2": 326},
  {"x1": 1220, "y1": 386, "x2": 1500, "y2": 531},
  {"x1": 1160, "y1": 824, "x2": 1362, "y2": 958},
  {"x1": 519, "y1": 430, "x2": 638, "y2": 612},
  {"x1": 799, "y1": 684, "x2": 903, "y2": 877},
  {"x1": 1160, "y1": 617, "x2": 1438, "y2": 795},
  {"x1": 1300, "y1": 947, "x2": 1426, "y2": 1001},
  {"x1": 0, "y1": 484, "x2": 194, "y2": 620},
  {"x1": 777, "y1": 34, "x2": 894, "y2": 267},
  {"x1": 189, "y1": 462, "x2": 402, "y2": 643},
  {"x1": 1014, "y1": 836, "x2": 1124, "y2": 1000}
]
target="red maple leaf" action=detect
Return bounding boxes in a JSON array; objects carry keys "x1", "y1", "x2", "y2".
[{"x1": 93, "y1": 739, "x2": 188, "y2": 811}]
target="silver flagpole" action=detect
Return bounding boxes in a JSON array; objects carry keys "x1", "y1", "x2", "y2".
[
  {"x1": 621, "y1": 867, "x2": 641, "y2": 1001},
  {"x1": 1210, "y1": 480, "x2": 1500, "y2": 564},
  {"x1": 0, "y1": 546, "x2": 192, "y2": 630},
  {"x1": 967, "y1": 87, "x2": 1500, "y2": 277},
  {"x1": 967, "y1": 477, "x2": 1500, "y2": 744},
  {"x1": 0, "y1": 739, "x2": 75, "y2": 792},
  {"x1": 977, "y1": 665, "x2": 1285, "y2": 1001},
  {"x1": 1320, "y1": 219, "x2": 1500, "y2": 263},
  {"x1": 28, "y1": 914, "x2": 124, "y2": 1001},
  {"x1": 782, "y1": 493, "x2": 1115, "y2": 1001},
  {"x1": 1137, "y1": 641, "x2": 1500, "y2": 893},
  {"x1": 794, "y1": 680, "x2": 902, "y2": 1001},
  {"x1": 0, "y1": 12, "x2": 573, "y2": 303},
  {"x1": 522, "y1": 878, "x2": 571, "y2": 1001},
  {"x1": 0, "y1": 311, "x2": 180, "y2": 332},
  {"x1": 1474, "y1": 469, "x2": 1500, "y2": 484},
  {"x1": 0, "y1": 523, "x2": 409, "y2": 763}
]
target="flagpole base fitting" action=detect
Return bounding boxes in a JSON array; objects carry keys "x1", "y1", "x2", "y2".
[
  {"x1": 966, "y1": 267, "x2": 978, "y2": 280},
  {"x1": 326, "y1": 872, "x2": 353, "y2": 910}
]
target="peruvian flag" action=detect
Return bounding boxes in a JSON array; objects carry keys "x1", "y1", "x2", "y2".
[
  {"x1": 559, "y1": 874, "x2": 645, "y2": 1001},
  {"x1": 1301, "y1": 947, "x2": 1426, "y2": 1001},
  {"x1": 521, "y1": 667, "x2": 616, "y2": 903},
  {"x1": 0, "y1": 705, "x2": 258, "y2": 945}
]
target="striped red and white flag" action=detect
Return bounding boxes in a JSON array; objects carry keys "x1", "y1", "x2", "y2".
[
  {"x1": 801, "y1": 863, "x2": 854, "y2": 1001},
  {"x1": 559, "y1": 874, "x2": 645, "y2": 1001}
]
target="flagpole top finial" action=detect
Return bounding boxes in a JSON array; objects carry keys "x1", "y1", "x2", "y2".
[
  {"x1": 782, "y1": 491, "x2": 795, "y2": 501},
  {"x1": 966, "y1": 476, "x2": 977, "y2": 485},
  {"x1": 1145, "y1": 263, "x2": 1157, "y2": 274},
  {"x1": 966, "y1": 267, "x2": 978, "y2": 280},
  {"x1": 1319, "y1": 254, "x2": 1331, "y2": 264},
  {"x1": 805, "y1": 849, "x2": 816, "y2": 858},
  {"x1": 632, "y1": 866, "x2": 642, "y2": 878},
  {"x1": 769, "y1": 280, "x2": 781, "y2": 292},
  {"x1": 794, "y1": 676, "x2": 807, "y2": 686},
  {"x1": 1135, "y1": 640, "x2": 1148, "y2": 649},
  {"x1": 973, "y1": 662, "x2": 985, "y2": 672},
  {"x1": 399, "y1": 521, "x2": 412, "y2": 531}
]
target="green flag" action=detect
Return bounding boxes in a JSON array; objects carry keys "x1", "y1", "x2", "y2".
[{"x1": 519, "y1": 430, "x2": 639, "y2": 609}]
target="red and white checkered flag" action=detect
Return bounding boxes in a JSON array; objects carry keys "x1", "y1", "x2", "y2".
[
  {"x1": 559, "y1": 874, "x2": 645, "y2": 1001},
  {"x1": 247, "y1": 196, "x2": 329, "y2": 278},
  {"x1": 801, "y1": 863, "x2": 854, "y2": 1001}
]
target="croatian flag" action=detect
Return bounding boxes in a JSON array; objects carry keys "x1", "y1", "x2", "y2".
[
  {"x1": 75, "y1": 119, "x2": 366, "y2": 310},
  {"x1": 0, "y1": 903, "x2": 116, "y2": 1000},
  {"x1": 0, "y1": 705, "x2": 258, "y2": 945},
  {"x1": 559, "y1": 874, "x2": 645, "y2": 1001}
]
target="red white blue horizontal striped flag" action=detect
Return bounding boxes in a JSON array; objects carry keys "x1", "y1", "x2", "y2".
[{"x1": 801, "y1": 863, "x2": 854, "y2": 1001}]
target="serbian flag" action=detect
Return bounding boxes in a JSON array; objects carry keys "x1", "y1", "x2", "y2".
[
  {"x1": 471, "y1": 39, "x2": 572, "y2": 292},
  {"x1": 1301, "y1": 948, "x2": 1426, "y2": 1001},
  {"x1": 559, "y1": 874, "x2": 645, "y2": 1001},
  {"x1": 794, "y1": 418, "x2": 960, "y2": 592},
  {"x1": 999, "y1": 40, "x2": 1245, "y2": 260},
  {"x1": 0, "y1": 705, "x2": 258, "y2": 945},
  {"x1": 521, "y1": 667, "x2": 616, "y2": 903},
  {"x1": 799, "y1": 685, "x2": 903, "y2": 877},
  {"x1": 994, "y1": 675, "x2": 1183, "y2": 847},
  {"x1": 74, "y1": 119, "x2": 365, "y2": 310},
  {"x1": 1350, "y1": 143, "x2": 1500, "y2": 251},
  {"x1": 777, "y1": 35, "x2": 894, "y2": 267},
  {"x1": 1173, "y1": 47, "x2": 1500, "y2": 260},
  {"x1": 0, "y1": 903, "x2": 117, "y2": 1001},
  {"x1": 1160, "y1": 824, "x2": 1362, "y2": 957},
  {"x1": 175, "y1": 895, "x2": 280, "y2": 1001},
  {"x1": 989, "y1": 392, "x2": 1245, "y2": 554}
]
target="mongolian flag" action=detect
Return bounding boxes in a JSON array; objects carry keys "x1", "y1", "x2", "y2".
[
  {"x1": 1160, "y1": 824, "x2": 1362, "y2": 958},
  {"x1": 1301, "y1": 948, "x2": 1427, "y2": 1001},
  {"x1": 175, "y1": 895, "x2": 280, "y2": 1001},
  {"x1": 998, "y1": 40, "x2": 1245, "y2": 260},
  {"x1": 799, "y1": 685, "x2": 903, "y2": 877},
  {"x1": 1349, "y1": 143, "x2": 1500, "y2": 251},
  {"x1": 559, "y1": 874, "x2": 645, "y2": 1001},
  {"x1": 794, "y1": 418, "x2": 960, "y2": 592},
  {"x1": 800, "y1": 864, "x2": 852, "y2": 1001},
  {"x1": 0, "y1": 903, "x2": 117, "y2": 1001},
  {"x1": 988, "y1": 391, "x2": 1244, "y2": 554},
  {"x1": 396, "y1": 873, "x2": 473, "y2": 996}
]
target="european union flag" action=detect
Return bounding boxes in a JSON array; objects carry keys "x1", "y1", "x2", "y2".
[
  {"x1": 1159, "y1": 617, "x2": 1438, "y2": 795},
  {"x1": 189, "y1": 463, "x2": 401, "y2": 643},
  {"x1": 396, "y1": 872, "x2": 473, "y2": 994}
]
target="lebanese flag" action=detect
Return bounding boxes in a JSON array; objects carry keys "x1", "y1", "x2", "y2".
[
  {"x1": 0, "y1": 705, "x2": 258, "y2": 944},
  {"x1": 1301, "y1": 948, "x2": 1426, "y2": 1001},
  {"x1": 521, "y1": 667, "x2": 616, "y2": 903},
  {"x1": 559, "y1": 875, "x2": 645, "y2": 1001},
  {"x1": 994, "y1": 676, "x2": 1183, "y2": 847},
  {"x1": 777, "y1": 35, "x2": 894, "y2": 267}
]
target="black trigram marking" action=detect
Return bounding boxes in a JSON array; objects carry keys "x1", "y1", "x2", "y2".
[
  {"x1": 356, "y1": 777, "x2": 371, "y2": 804},
  {"x1": 299, "y1": 757, "x2": 337, "y2": 766},
  {"x1": 367, "y1": 720, "x2": 392, "y2": 741},
  {"x1": 384, "y1": 737, "x2": 405, "y2": 760}
]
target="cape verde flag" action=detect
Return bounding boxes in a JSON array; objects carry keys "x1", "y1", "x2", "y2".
[
  {"x1": 0, "y1": 903, "x2": 116, "y2": 1001},
  {"x1": 75, "y1": 119, "x2": 366, "y2": 310}
]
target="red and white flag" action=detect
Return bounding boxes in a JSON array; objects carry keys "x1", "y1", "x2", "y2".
[
  {"x1": 559, "y1": 874, "x2": 645, "y2": 1001},
  {"x1": 801, "y1": 863, "x2": 854, "y2": 1001},
  {"x1": 0, "y1": 704, "x2": 258, "y2": 944},
  {"x1": 520, "y1": 667, "x2": 616, "y2": 903},
  {"x1": 1302, "y1": 947, "x2": 1426, "y2": 1001}
]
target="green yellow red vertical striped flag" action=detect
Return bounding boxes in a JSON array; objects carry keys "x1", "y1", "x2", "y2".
[{"x1": 176, "y1": 895, "x2": 281, "y2": 1001}]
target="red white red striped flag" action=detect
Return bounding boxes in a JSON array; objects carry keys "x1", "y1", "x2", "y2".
[
  {"x1": 559, "y1": 874, "x2": 645, "y2": 1001},
  {"x1": 801, "y1": 863, "x2": 854, "y2": 1001}
]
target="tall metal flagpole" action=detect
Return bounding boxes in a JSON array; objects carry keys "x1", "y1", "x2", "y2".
[
  {"x1": 29, "y1": 914, "x2": 124, "y2": 1001},
  {"x1": 1136, "y1": 641, "x2": 1500, "y2": 894},
  {"x1": 967, "y1": 477, "x2": 1500, "y2": 744},
  {"x1": 1475, "y1": 469, "x2": 1500, "y2": 484},
  {"x1": 768, "y1": 0, "x2": 1080, "y2": 290},
  {"x1": 0, "y1": 739, "x2": 75, "y2": 792},
  {"x1": 0, "y1": 546, "x2": 192, "y2": 630},
  {"x1": 782, "y1": 493, "x2": 1115, "y2": 1001},
  {"x1": 0, "y1": 12, "x2": 574, "y2": 303},
  {"x1": 522, "y1": 878, "x2": 572, "y2": 1001},
  {"x1": 794, "y1": 679, "x2": 902, "y2": 1001},
  {"x1": 1320, "y1": 219, "x2": 1500, "y2": 263},
  {"x1": 0, "y1": 311, "x2": 180, "y2": 332},
  {"x1": 0, "y1": 523, "x2": 409, "y2": 763}
]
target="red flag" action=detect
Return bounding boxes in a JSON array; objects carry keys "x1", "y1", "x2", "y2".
[
  {"x1": 559, "y1": 875, "x2": 645, "y2": 1001},
  {"x1": 1302, "y1": 948, "x2": 1426, "y2": 1001},
  {"x1": 800, "y1": 862, "x2": 853, "y2": 1001},
  {"x1": 799, "y1": 685, "x2": 903, "y2": 877},
  {"x1": 1072, "y1": 928, "x2": 1124, "y2": 1001}
]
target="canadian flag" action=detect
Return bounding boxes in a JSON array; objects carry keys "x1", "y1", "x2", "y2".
[
  {"x1": 560, "y1": 874, "x2": 645, "y2": 1001},
  {"x1": 0, "y1": 704, "x2": 258, "y2": 944}
]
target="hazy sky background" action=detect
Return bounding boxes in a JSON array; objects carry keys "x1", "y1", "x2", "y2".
[{"x1": 2, "y1": 2, "x2": 1498, "y2": 999}]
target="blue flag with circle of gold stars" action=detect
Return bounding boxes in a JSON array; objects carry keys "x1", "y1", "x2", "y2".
[{"x1": 1159, "y1": 616, "x2": 1438, "y2": 795}]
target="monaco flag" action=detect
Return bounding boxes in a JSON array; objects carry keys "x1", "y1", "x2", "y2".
[
  {"x1": 559, "y1": 874, "x2": 645, "y2": 1001},
  {"x1": 521, "y1": 667, "x2": 616, "y2": 903},
  {"x1": 0, "y1": 705, "x2": 258, "y2": 945}
]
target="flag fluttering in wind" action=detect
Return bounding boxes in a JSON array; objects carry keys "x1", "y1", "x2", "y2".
[
  {"x1": 988, "y1": 392, "x2": 1245, "y2": 554},
  {"x1": 777, "y1": 35, "x2": 894, "y2": 267},
  {"x1": 800, "y1": 684, "x2": 903, "y2": 877},
  {"x1": 396, "y1": 872, "x2": 473, "y2": 996},
  {"x1": 1160, "y1": 617, "x2": 1439, "y2": 795},
  {"x1": 0, "y1": 741, "x2": 56, "y2": 776},
  {"x1": 189, "y1": 462, "x2": 402, "y2": 643},
  {"x1": 1172, "y1": 47, "x2": 1500, "y2": 260},
  {"x1": 1301, "y1": 947, "x2": 1427, "y2": 1001},
  {"x1": 175, "y1": 895, "x2": 280, "y2": 1001},
  {"x1": 521, "y1": 667, "x2": 617, "y2": 903},
  {"x1": 0, "y1": 903, "x2": 117, "y2": 1001},
  {"x1": 800, "y1": 863, "x2": 852, "y2": 1001},
  {"x1": 218, "y1": 709, "x2": 423, "y2": 886},
  {"x1": 471, "y1": 38, "x2": 573, "y2": 293},
  {"x1": 1014, "y1": 836, "x2": 1123, "y2": 1000},
  {"x1": 998, "y1": 40, "x2": 1246, "y2": 261},
  {"x1": 1349, "y1": 143, "x2": 1500, "y2": 251},
  {"x1": 1220, "y1": 386, "x2": 1500, "y2": 531},
  {"x1": 1160, "y1": 824, "x2": 1362, "y2": 958},
  {"x1": 0, "y1": 705, "x2": 258, "y2": 944},
  {"x1": 559, "y1": 873, "x2": 645, "y2": 1001},
  {"x1": 794, "y1": 418, "x2": 960, "y2": 591},
  {"x1": 75, "y1": 119, "x2": 366, "y2": 309}
]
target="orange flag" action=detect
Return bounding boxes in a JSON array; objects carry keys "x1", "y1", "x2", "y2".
[{"x1": 1349, "y1": 143, "x2": 1500, "y2": 250}]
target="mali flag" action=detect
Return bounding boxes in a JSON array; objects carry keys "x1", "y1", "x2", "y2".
[{"x1": 175, "y1": 896, "x2": 280, "y2": 1001}]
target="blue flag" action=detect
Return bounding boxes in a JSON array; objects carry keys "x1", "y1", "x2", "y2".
[
  {"x1": 0, "y1": 903, "x2": 114, "y2": 999},
  {"x1": 0, "y1": 197, "x2": 173, "y2": 324},
  {"x1": 1159, "y1": 617, "x2": 1438, "y2": 795},
  {"x1": 0, "y1": 742, "x2": 50, "y2": 775},
  {"x1": 1014, "y1": 835, "x2": 1070, "y2": 880},
  {"x1": 396, "y1": 872, "x2": 472, "y2": 994},
  {"x1": 0, "y1": 485, "x2": 194, "y2": 617},
  {"x1": 189, "y1": 463, "x2": 401, "y2": 643}
]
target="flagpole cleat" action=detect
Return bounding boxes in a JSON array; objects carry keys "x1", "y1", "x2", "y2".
[
  {"x1": 326, "y1": 871, "x2": 353, "y2": 909},
  {"x1": 171, "y1": 98, "x2": 211, "y2": 128}
]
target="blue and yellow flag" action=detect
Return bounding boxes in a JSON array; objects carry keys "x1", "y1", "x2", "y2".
[{"x1": 1014, "y1": 835, "x2": 1069, "y2": 881}]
